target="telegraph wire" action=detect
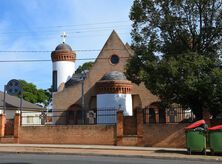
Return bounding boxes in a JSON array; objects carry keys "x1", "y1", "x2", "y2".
[
  {"x1": 0, "y1": 19, "x2": 212, "y2": 36},
  {"x1": 0, "y1": 31, "x2": 130, "y2": 41},
  {"x1": 0, "y1": 22, "x2": 131, "y2": 35},
  {"x1": 35, "y1": 20, "x2": 130, "y2": 28},
  {"x1": 0, "y1": 48, "x2": 129, "y2": 53},
  {"x1": 0, "y1": 19, "x2": 207, "y2": 35},
  {"x1": 0, "y1": 26, "x2": 130, "y2": 36},
  {"x1": 4, "y1": 20, "x2": 130, "y2": 32},
  {"x1": 0, "y1": 19, "x2": 218, "y2": 36},
  {"x1": 0, "y1": 57, "x2": 131, "y2": 63}
]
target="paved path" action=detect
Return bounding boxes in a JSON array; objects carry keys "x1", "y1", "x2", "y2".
[{"x1": 0, "y1": 144, "x2": 221, "y2": 162}]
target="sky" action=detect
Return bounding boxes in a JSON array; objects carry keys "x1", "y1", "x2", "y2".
[{"x1": 0, "y1": 0, "x2": 133, "y2": 91}]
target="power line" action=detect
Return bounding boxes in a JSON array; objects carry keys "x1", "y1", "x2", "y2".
[
  {"x1": 0, "y1": 19, "x2": 219, "y2": 36},
  {"x1": 36, "y1": 20, "x2": 130, "y2": 28},
  {"x1": 1, "y1": 18, "x2": 214, "y2": 35},
  {"x1": 0, "y1": 48, "x2": 128, "y2": 53},
  {"x1": 0, "y1": 22, "x2": 131, "y2": 35},
  {"x1": 0, "y1": 31, "x2": 130, "y2": 40},
  {"x1": 0, "y1": 26, "x2": 130, "y2": 36},
  {"x1": 0, "y1": 59, "x2": 50, "y2": 63},
  {"x1": 0, "y1": 57, "x2": 131, "y2": 63}
]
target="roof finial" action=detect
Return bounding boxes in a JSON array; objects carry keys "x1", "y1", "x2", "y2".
[{"x1": 61, "y1": 32, "x2": 67, "y2": 43}]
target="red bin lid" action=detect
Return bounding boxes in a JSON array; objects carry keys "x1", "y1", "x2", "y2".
[
  {"x1": 185, "y1": 120, "x2": 206, "y2": 130},
  {"x1": 208, "y1": 125, "x2": 222, "y2": 131}
]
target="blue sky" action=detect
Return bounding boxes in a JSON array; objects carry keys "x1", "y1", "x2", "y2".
[{"x1": 0, "y1": 0, "x2": 133, "y2": 90}]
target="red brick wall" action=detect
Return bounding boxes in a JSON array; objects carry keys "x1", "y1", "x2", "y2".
[
  {"x1": 19, "y1": 125, "x2": 115, "y2": 145},
  {"x1": 123, "y1": 116, "x2": 136, "y2": 135},
  {"x1": 5, "y1": 119, "x2": 14, "y2": 135},
  {"x1": 0, "y1": 114, "x2": 6, "y2": 137},
  {"x1": 143, "y1": 124, "x2": 189, "y2": 148}
]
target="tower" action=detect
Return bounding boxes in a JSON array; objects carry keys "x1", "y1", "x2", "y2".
[
  {"x1": 51, "y1": 33, "x2": 76, "y2": 92},
  {"x1": 96, "y1": 71, "x2": 133, "y2": 124}
]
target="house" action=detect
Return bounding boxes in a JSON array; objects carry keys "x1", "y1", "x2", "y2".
[{"x1": 0, "y1": 91, "x2": 44, "y2": 126}]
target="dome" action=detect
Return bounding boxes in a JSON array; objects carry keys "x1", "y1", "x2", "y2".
[
  {"x1": 55, "y1": 42, "x2": 72, "y2": 51},
  {"x1": 96, "y1": 71, "x2": 132, "y2": 95},
  {"x1": 51, "y1": 42, "x2": 76, "y2": 62},
  {"x1": 101, "y1": 71, "x2": 127, "y2": 81}
]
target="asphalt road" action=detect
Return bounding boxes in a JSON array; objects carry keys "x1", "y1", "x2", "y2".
[{"x1": 0, "y1": 153, "x2": 219, "y2": 164}]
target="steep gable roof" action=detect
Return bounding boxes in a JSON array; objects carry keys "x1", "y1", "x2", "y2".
[
  {"x1": 64, "y1": 30, "x2": 131, "y2": 89},
  {"x1": 94, "y1": 30, "x2": 129, "y2": 63}
]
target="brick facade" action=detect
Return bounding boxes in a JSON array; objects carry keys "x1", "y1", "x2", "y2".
[
  {"x1": 51, "y1": 50, "x2": 76, "y2": 62},
  {"x1": 96, "y1": 80, "x2": 132, "y2": 94},
  {"x1": 53, "y1": 31, "x2": 158, "y2": 117}
]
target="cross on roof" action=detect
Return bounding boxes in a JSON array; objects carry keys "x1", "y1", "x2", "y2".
[{"x1": 61, "y1": 32, "x2": 67, "y2": 43}]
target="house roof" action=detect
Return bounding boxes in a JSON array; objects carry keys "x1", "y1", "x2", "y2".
[{"x1": 0, "y1": 91, "x2": 44, "y2": 111}]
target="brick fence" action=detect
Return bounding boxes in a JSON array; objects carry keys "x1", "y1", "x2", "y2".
[
  {"x1": 0, "y1": 110, "x2": 213, "y2": 148},
  {"x1": 143, "y1": 124, "x2": 189, "y2": 148},
  {"x1": 18, "y1": 125, "x2": 115, "y2": 145}
]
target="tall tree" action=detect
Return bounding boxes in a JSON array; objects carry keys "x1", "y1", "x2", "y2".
[
  {"x1": 19, "y1": 80, "x2": 51, "y2": 107},
  {"x1": 127, "y1": 0, "x2": 222, "y2": 119},
  {"x1": 75, "y1": 62, "x2": 94, "y2": 74}
]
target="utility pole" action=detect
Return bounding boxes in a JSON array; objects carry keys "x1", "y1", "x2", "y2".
[{"x1": 81, "y1": 70, "x2": 88, "y2": 124}]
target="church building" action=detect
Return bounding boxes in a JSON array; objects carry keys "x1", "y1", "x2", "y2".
[{"x1": 51, "y1": 31, "x2": 159, "y2": 125}]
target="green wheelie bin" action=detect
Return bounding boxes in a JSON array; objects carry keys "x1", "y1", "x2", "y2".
[
  {"x1": 208, "y1": 125, "x2": 222, "y2": 155},
  {"x1": 185, "y1": 120, "x2": 207, "y2": 155}
]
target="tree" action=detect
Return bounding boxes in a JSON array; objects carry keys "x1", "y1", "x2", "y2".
[
  {"x1": 19, "y1": 80, "x2": 51, "y2": 107},
  {"x1": 127, "y1": 0, "x2": 222, "y2": 119},
  {"x1": 75, "y1": 62, "x2": 94, "y2": 74}
]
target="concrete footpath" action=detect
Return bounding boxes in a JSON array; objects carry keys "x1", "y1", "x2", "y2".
[{"x1": 0, "y1": 144, "x2": 221, "y2": 162}]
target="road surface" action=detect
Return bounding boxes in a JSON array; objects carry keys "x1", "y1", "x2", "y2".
[{"x1": 0, "y1": 153, "x2": 219, "y2": 164}]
